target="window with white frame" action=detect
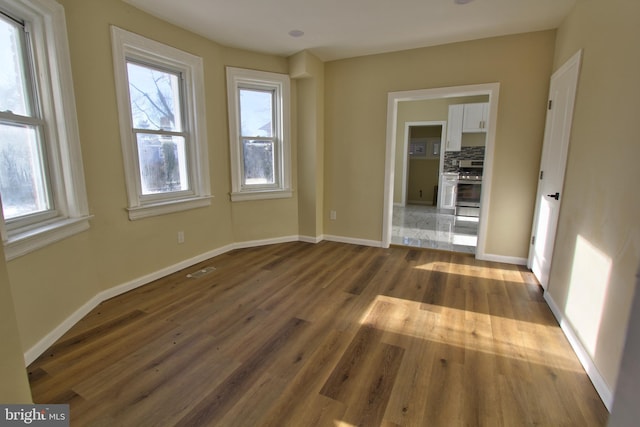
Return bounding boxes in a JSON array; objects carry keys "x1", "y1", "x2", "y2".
[
  {"x1": 0, "y1": 0, "x2": 90, "y2": 260},
  {"x1": 226, "y1": 67, "x2": 291, "y2": 201},
  {"x1": 111, "y1": 27, "x2": 211, "y2": 220}
]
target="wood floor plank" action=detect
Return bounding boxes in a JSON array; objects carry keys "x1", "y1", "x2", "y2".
[
  {"x1": 382, "y1": 305, "x2": 438, "y2": 426},
  {"x1": 258, "y1": 329, "x2": 351, "y2": 427},
  {"x1": 423, "y1": 343, "x2": 465, "y2": 426},
  {"x1": 340, "y1": 342, "x2": 405, "y2": 426},
  {"x1": 27, "y1": 242, "x2": 609, "y2": 426},
  {"x1": 174, "y1": 317, "x2": 309, "y2": 426},
  {"x1": 216, "y1": 372, "x2": 289, "y2": 427},
  {"x1": 320, "y1": 324, "x2": 383, "y2": 401}
]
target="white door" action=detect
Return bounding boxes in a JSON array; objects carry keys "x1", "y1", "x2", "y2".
[{"x1": 528, "y1": 50, "x2": 582, "y2": 289}]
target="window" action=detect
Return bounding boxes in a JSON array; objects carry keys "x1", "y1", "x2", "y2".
[
  {"x1": 111, "y1": 27, "x2": 211, "y2": 220},
  {"x1": 226, "y1": 67, "x2": 291, "y2": 201},
  {"x1": 0, "y1": 0, "x2": 90, "y2": 260}
]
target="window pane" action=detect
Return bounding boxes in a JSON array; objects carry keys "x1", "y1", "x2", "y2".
[
  {"x1": 0, "y1": 123, "x2": 51, "y2": 219},
  {"x1": 243, "y1": 139, "x2": 274, "y2": 185},
  {"x1": 0, "y1": 15, "x2": 32, "y2": 116},
  {"x1": 127, "y1": 62, "x2": 182, "y2": 131},
  {"x1": 136, "y1": 133, "x2": 189, "y2": 195},
  {"x1": 239, "y1": 89, "x2": 273, "y2": 137}
]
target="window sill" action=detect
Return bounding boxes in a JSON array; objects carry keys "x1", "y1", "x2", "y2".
[
  {"x1": 4, "y1": 216, "x2": 92, "y2": 261},
  {"x1": 230, "y1": 189, "x2": 293, "y2": 202},
  {"x1": 127, "y1": 196, "x2": 212, "y2": 220}
]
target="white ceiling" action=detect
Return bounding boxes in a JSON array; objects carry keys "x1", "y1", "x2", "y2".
[{"x1": 123, "y1": 0, "x2": 576, "y2": 62}]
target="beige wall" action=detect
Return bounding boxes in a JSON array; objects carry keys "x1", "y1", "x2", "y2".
[
  {"x1": 407, "y1": 159, "x2": 439, "y2": 204},
  {"x1": 7, "y1": 0, "x2": 298, "y2": 354},
  {"x1": 291, "y1": 51, "x2": 325, "y2": 239},
  {"x1": 0, "y1": 246, "x2": 32, "y2": 403},
  {"x1": 547, "y1": 0, "x2": 640, "y2": 393},
  {"x1": 325, "y1": 31, "x2": 556, "y2": 255}
]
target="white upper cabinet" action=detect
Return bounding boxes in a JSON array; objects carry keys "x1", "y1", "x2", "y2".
[
  {"x1": 447, "y1": 102, "x2": 489, "y2": 151},
  {"x1": 462, "y1": 102, "x2": 489, "y2": 132},
  {"x1": 446, "y1": 104, "x2": 464, "y2": 151}
]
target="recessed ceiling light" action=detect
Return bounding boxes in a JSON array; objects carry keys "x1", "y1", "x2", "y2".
[
  {"x1": 288, "y1": 29, "x2": 305, "y2": 38},
  {"x1": 454, "y1": 0, "x2": 474, "y2": 4}
]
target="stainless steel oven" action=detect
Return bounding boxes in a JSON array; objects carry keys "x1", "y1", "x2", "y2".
[{"x1": 455, "y1": 160, "x2": 483, "y2": 217}]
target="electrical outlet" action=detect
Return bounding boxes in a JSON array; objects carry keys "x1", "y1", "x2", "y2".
[
  {"x1": 330, "y1": 210, "x2": 337, "y2": 220},
  {"x1": 177, "y1": 231, "x2": 184, "y2": 244}
]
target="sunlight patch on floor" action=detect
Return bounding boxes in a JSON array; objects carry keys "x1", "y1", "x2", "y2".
[
  {"x1": 357, "y1": 294, "x2": 583, "y2": 373},
  {"x1": 413, "y1": 261, "x2": 521, "y2": 280}
]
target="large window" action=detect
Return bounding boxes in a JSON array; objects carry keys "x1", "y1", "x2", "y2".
[
  {"x1": 111, "y1": 27, "x2": 211, "y2": 220},
  {"x1": 0, "y1": 13, "x2": 52, "y2": 222},
  {"x1": 0, "y1": 0, "x2": 90, "y2": 260},
  {"x1": 226, "y1": 67, "x2": 291, "y2": 201}
]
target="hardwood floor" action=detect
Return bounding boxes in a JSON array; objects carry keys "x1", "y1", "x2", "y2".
[{"x1": 28, "y1": 241, "x2": 608, "y2": 426}]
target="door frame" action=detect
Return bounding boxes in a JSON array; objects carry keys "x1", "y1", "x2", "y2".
[
  {"x1": 399, "y1": 121, "x2": 446, "y2": 206},
  {"x1": 382, "y1": 83, "x2": 500, "y2": 259}
]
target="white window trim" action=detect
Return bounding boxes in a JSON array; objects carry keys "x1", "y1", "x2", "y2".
[
  {"x1": 226, "y1": 67, "x2": 292, "y2": 202},
  {"x1": 0, "y1": 0, "x2": 91, "y2": 261},
  {"x1": 111, "y1": 27, "x2": 211, "y2": 220}
]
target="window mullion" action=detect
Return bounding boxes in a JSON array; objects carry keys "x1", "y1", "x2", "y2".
[
  {"x1": 21, "y1": 23, "x2": 41, "y2": 119},
  {"x1": 0, "y1": 112, "x2": 46, "y2": 127},
  {"x1": 240, "y1": 136, "x2": 277, "y2": 142},
  {"x1": 132, "y1": 128, "x2": 187, "y2": 138}
]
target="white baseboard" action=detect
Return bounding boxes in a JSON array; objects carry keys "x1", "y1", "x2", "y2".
[
  {"x1": 23, "y1": 243, "x2": 236, "y2": 365},
  {"x1": 299, "y1": 235, "x2": 324, "y2": 244},
  {"x1": 231, "y1": 235, "x2": 299, "y2": 250},
  {"x1": 323, "y1": 234, "x2": 383, "y2": 248},
  {"x1": 23, "y1": 293, "x2": 104, "y2": 366},
  {"x1": 476, "y1": 253, "x2": 528, "y2": 265},
  {"x1": 544, "y1": 291, "x2": 613, "y2": 411},
  {"x1": 23, "y1": 236, "x2": 306, "y2": 365}
]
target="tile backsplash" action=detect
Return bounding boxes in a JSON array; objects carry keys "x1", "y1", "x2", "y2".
[{"x1": 443, "y1": 146, "x2": 485, "y2": 172}]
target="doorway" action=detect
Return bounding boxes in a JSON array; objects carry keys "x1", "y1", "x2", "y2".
[
  {"x1": 392, "y1": 121, "x2": 479, "y2": 253},
  {"x1": 399, "y1": 122, "x2": 445, "y2": 206},
  {"x1": 393, "y1": 121, "x2": 475, "y2": 252},
  {"x1": 382, "y1": 83, "x2": 500, "y2": 260}
]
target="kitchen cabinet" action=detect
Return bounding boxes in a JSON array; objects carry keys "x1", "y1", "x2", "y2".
[
  {"x1": 462, "y1": 102, "x2": 489, "y2": 132},
  {"x1": 446, "y1": 104, "x2": 463, "y2": 151},
  {"x1": 438, "y1": 173, "x2": 458, "y2": 210}
]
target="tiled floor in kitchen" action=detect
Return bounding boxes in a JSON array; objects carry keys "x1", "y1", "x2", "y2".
[{"x1": 391, "y1": 204, "x2": 478, "y2": 253}]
